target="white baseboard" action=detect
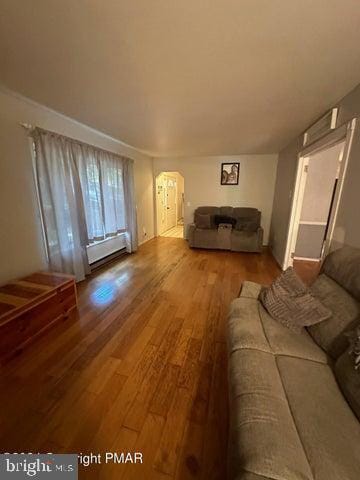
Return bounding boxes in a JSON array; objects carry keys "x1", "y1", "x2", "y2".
[{"x1": 293, "y1": 256, "x2": 321, "y2": 262}]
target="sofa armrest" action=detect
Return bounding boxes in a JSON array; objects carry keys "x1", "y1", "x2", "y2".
[
  {"x1": 254, "y1": 226, "x2": 263, "y2": 252},
  {"x1": 187, "y1": 223, "x2": 196, "y2": 246},
  {"x1": 235, "y1": 471, "x2": 274, "y2": 480},
  {"x1": 239, "y1": 281, "x2": 262, "y2": 299}
]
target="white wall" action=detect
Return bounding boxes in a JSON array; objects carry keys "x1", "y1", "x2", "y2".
[
  {"x1": 153, "y1": 155, "x2": 278, "y2": 244},
  {"x1": 0, "y1": 87, "x2": 154, "y2": 285}
]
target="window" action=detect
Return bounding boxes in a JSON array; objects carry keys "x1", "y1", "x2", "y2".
[
  {"x1": 31, "y1": 127, "x2": 137, "y2": 281},
  {"x1": 78, "y1": 149, "x2": 126, "y2": 244}
]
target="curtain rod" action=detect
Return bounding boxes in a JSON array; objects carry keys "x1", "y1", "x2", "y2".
[{"x1": 19, "y1": 122, "x2": 134, "y2": 163}]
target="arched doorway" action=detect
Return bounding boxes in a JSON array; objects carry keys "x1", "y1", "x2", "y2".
[{"x1": 156, "y1": 171, "x2": 184, "y2": 238}]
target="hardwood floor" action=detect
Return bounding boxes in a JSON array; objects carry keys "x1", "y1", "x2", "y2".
[
  {"x1": 293, "y1": 259, "x2": 321, "y2": 285},
  {"x1": 161, "y1": 225, "x2": 184, "y2": 238},
  {"x1": 0, "y1": 237, "x2": 280, "y2": 479}
]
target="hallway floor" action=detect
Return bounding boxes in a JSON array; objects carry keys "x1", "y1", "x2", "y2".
[{"x1": 161, "y1": 224, "x2": 184, "y2": 238}]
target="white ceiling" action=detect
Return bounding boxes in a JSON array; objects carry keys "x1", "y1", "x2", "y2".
[{"x1": 1, "y1": 0, "x2": 360, "y2": 157}]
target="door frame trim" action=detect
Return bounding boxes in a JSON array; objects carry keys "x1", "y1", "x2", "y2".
[
  {"x1": 155, "y1": 171, "x2": 185, "y2": 237},
  {"x1": 283, "y1": 156, "x2": 309, "y2": 269},
  {"x1": 283, "y1": 118, "x2": 356, "y2": 270}
]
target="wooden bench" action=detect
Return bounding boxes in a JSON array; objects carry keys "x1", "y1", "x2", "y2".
[{"x1": 0, "y1": 271, "x2": 77, "y2": 363}]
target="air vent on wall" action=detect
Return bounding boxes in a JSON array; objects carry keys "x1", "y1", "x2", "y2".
[{"x1": 303, "y1": 108, "x2": 338, "y2": 146}]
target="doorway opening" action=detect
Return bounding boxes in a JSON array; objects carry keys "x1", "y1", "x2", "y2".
[
  {"x1": 156, "y1": 171, "x2": 185, "y2": 238},
  {"x1": 284, "y1": 119, "x2": 357, "y2": 275}
]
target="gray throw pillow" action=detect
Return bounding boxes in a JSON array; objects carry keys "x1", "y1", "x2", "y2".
[
  {"x1": 259, "y1": 268, "x2": 332, "y2": 333},
  {"x1": 345, "y1": 324, "x2": 360, "y2": 370},
  {"x1": 335, "y1": 339, "x2": 360, "y2": 420},
  {"x1": 195, "y1": 213, "x2": 211, "y2": 229}
]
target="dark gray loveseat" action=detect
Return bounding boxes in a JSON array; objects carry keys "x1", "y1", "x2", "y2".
[
  {"x1": 227, "y1": 246, "x2": 360, "y2": 480},
  {"x1": 188, "y1": 206, "x2": 263, "y2": 252}
]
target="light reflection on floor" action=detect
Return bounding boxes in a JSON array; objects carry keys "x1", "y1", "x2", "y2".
[
  {"x1": 90, "y1": 281, "x2": 117, "y2": 306},
  {"x1": 90, "y1": 270, "x2": 131, "y2": 306},
  {"x1": 114, "y1": 271, "x2": 130, "y2": 286}
]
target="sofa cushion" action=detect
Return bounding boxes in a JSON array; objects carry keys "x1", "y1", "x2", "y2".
[
  {"x1": 195, "y1": 206, "x2": 219, "y2": 216},
  {"x1": 231, "y1": 229, "x2": 262, "y2": 253},
  {"x1": 234, "y1": 209, "x2": 260, "y2": 232},
  {"x1": 228, "y1": 349, "x2": 314, "y2": 480},
  {"x1": 321, "y1": 246, "x2": 360, "y2": 301},
  {"x1": 335, "y1": 346, "x2": 360, "y2": 421},
  {"x1": 235, "y1": 217, "x2": 259, "y2": 232},
  {"x1": 220, "y1": 206, "x2": 234, "y2": 216},
  {"x1": 233, "y1": 207, "x2": 259, "y2": 218},
  {"x1": 259, "y1": 304, "x2": 328, "y2": 364},
  {"x1": 193, "y1": 227, "x2": 219, "y2": 249},
  {"x1": 260, "y1": 268, "x2": 331, "y2": 333},
  {"x1": 277, "y1": 356, "x2": 360, "y2": 480},
  {"x1": 194, "y1": 206, "x2": 219, "y2": 228},
  {"x1": 194, "y1": 212, "x2": 211, "y2": 229},
  {"x1": 308, "y1": 274, "x2": 360, "y2": 359},
  {"x1": 229, "y1": 287, "x2": 328, "y2": 364}
]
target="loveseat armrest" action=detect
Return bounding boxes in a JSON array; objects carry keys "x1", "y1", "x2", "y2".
[
  {"x1": 256, "y1": 226, "x2": 264, "y2": 252},
  {"x1": 187, "y1": 223, "x2": 196, "y2": 246},
  {"x1": 239, "y1": 281, "x2": 262, "y2": 299}
]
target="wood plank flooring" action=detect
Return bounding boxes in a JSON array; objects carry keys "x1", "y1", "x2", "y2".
[
  {"x1": 293, "y1": 259, "x2": 321, "y2": 286},
  {"x1": 0, "y1": 237, "x2": 280, "y2": 479},
  {"x1": 160, "y1": 225, "x2": 184, "y2": 238}
]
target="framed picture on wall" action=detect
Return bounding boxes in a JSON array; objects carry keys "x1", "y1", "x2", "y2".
[{"x1": 221, "y1": 162, "x2": 240, "y2": 185}]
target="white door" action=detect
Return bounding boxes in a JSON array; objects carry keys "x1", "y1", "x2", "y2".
[
  {"x1": 165, "y1": 176, "x2": 177, "y2": 231},
  {"x1": 156, "y1": 174, "x2": 167, "y2": 235}
]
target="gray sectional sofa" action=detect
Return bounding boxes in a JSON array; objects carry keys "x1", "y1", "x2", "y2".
[
  {"x1": 188, "y1": 206, "x2": 263, "y2": 252},
  {"x1": 227, "y1": 246, "x2": 360, "y2": 480}
]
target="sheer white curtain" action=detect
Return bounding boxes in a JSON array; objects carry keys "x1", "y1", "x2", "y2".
[
  {"x1": 123, "y1": 159, "x2": 138, "y2": 253},
  {"x1": 32, "y1": 129, "x2": 90, "y2": 281},
  {"x1": 76, "y1": 145, "x2": 104, "y2": 241},
  {"x1": 77, "y1": 146, "x2": 126, "y2": 242},
  {"x1": 32, "y1": 127, "x2": 138, "y2": 281}
]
